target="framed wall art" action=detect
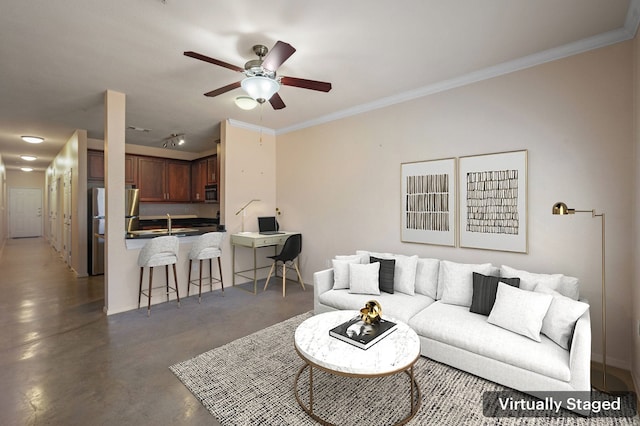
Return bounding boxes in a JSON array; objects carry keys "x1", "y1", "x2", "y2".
[
  {"x1": 458, "y1": 150, "x2": 528, "y2": 253},
  {"x1": 401, "y1": 158, "x2": 456, "y2": 246}
]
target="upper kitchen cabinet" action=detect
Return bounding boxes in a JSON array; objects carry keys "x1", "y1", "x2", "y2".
[
  {"x1": 191, "y1": 158, "x2": 207, "y2": 202},
  {"x1": 166, "y1": 160, "x2": 191, "y2": 202},
  {"x1": 191, "y1": 154, "x2": 217, "y2": 202},
  {"x1": 207, "y1": 155, "x2": 217, "y2": 184},
  {"x1": 138, "y1": 156, "x2": 191, "y2": 202},
  {"x1": 87, "y1": 150, "x2": 137, "y2": 186},
  {"x1": 87, "y1": 150, "x2": 104, "y2": 181}
]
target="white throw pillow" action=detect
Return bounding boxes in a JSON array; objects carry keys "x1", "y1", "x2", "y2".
[
  {"x1": 439, "y1": 260, "x2": 493, "y2": 306},
  {"x1": 390, "y1": 254, "x2": 418, "y2": 295},
  {"x1": 415, "y1": 258, "x2": 440, "y2": 299},
  {"x1": 500, "y1": 265, "x2": 579, "y2": 300},
  {"x1": 534, "y1": 284, "x2": 590, "y2": 349},
  {"x1": 335, "y1": 254, "x2": 368, "y2": 264},
  {"x1": 332, "y1": 258, "x2": 361, "y2": 289},
  {"x1": 348, "y1": 262, "x2": 380, "y2": 295},
  {"x1": 487, "y1": 282, "x2": 553, "y2": 342}
]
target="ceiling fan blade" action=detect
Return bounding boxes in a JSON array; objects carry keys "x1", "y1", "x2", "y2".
[
  {"x1": 269, "y1": 92, "x2": 286, "y2": 110},
  {"x1": 204, "y1": 81, "x2": 242, "y2": 97},
  {"x1": 261, "y1": 41, "x2": 296, "y2": 72},
  {"x1": 184, "y1": 51, "x2": 244, "y2": 73},
  {"x1": 280, "y1": 76, "x2": 332, "y2": 92}
]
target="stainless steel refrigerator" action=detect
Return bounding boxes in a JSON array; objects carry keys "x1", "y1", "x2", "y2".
[{"x1": 89, "y1": 188, "x2": 140, "y2": 275}]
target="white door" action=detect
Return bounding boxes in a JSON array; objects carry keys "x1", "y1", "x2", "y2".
[
  {"x1": 9, "y1": 188, "x2": 43, "y2": 238},
  {"x1": 63, "y1": 170, "x2": 72, "y2": 264}
]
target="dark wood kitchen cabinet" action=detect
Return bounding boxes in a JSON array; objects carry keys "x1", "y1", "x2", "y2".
[
  {"x1": 191, "y1": 158, "x2": 207, "y2": 202},
  {"x1": 206, "y1": 155, "x2": 217, "y2": 184},
  {"x1": 87, "y1": 150, "x2": 137, "y2": 186},
  {"x1": 137, "y1": 156, "x2": 191, "y2": 202},
  {"x1": 191, "y1": 155, "x2": 217, "y2": 202},
  {"x1": 166, "y1": 160, "x2": 191, "y2": 202}
]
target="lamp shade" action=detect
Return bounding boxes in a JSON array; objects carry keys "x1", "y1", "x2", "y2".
[
  {"x1": 241, "y1": 76, "x2": 280, "y2": 103},
  {"x1": 552, "y1": 202, "x2": 575, "y2": 215},
  {"x1": 234, "y1": 96, "x2": 258, "y2": 110}
]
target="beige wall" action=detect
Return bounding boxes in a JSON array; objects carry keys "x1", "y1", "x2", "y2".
[
  {"x1": 45, "y1": 129, "x2": 88, "y2": 276},
  {"x1": 277, "y1": 42, "x2": 634, "y2": 368},
  {"x1": 220, "y1": 120, "x2": 277, "y2": 280}
]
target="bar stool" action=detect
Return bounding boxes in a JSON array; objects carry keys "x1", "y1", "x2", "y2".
[
  {"x1": 187, "y1": 232, "x2": 225, "y2": 302},
  {"x1": 137, "y1": 236, "x2": 180, "y2": 316}
]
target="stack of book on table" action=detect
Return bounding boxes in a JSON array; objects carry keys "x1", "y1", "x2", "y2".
[{"x1": 329, "y1": 316, "x2": 397, "y2": 350}]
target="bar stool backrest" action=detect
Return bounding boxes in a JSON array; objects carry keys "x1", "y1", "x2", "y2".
[
  {"x1": 137, "y1": 236, "x2": 179, "y2": 267},
  {"x1": 189, "y1": 232, "x2": 224, "y2": 260}
]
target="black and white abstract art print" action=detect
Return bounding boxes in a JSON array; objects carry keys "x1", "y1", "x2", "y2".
[
  {"x1": 401, "y1": 158, "x2": 456, "y2": 246},
  {"x1": 459, "y1": 150, "x2": 528, "y2": 253}
]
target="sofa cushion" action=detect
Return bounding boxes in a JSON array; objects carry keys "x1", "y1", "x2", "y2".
[
  {"x1": 335, "y1": 254, "x2": 368, "y2": 264},
  {"x1": 348, "y1": 262, "x2": 380, "y2": 295},
  {"x1": 356, "y1": 251, "x2": 418, "y2": 296},
  {"x1": 415, "y1": 258, "x2": 440, "y2": 298},
  {"x1": 409, "y1": 301, "x2": 571, "y2": 382},
  {"x1": 370, "y1": 256, "x2": 395, "y2": 294},
  {"x1": 439, "y1": 260, "x2": 493, "y2": 307},
  {"x1": 469, "y1": 273, "x2": 520, "y2": 316},
  {"x1": 487, "y1": 283, "x2": 553, "y2": 342},
  {"x1": 318, "y1": 289, "x2": 435, "y2": 324},
  {"x1": 500, "y1": 265, "x2": 579, "y2": 300},
  {"x1": 331, "y1": 258, "x2": 361, "y2": 290},
  {"x1": 534, "y1": 284, "x2": 590, "y2": 349},
  {"x1": 391, "y1": 254, "x2": 418, "y2": 295}
]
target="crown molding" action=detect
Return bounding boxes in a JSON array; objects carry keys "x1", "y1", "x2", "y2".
[
  {"x1": 227, "y1": 118, "x2": 276, "y2": 136},
  {"x1": 277, "y1": 1, "x2": 640, "y2": 136}
]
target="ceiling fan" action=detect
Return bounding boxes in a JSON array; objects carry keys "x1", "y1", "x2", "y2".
[{"x1": 184, "y1": 41, "x2": 332, "y2": 110}]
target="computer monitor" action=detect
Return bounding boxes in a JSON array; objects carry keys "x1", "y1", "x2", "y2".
[{"x1": 258, "y1": 216, "x2": 279, "y2": 233}]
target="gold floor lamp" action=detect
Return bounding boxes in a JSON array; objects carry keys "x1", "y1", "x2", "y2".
[{"x1": 552, "y1": 202, "x2": 628, "y2": 393}]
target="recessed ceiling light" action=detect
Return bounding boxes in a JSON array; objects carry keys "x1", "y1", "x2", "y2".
[
  {"x1": 21, "y1": 167, "x2": 33, "y2": 172},
  {"x1": 21, "y1": 136, "x2": 44, "y2": 144},
  {"x1": 20, "y1": 155, "x2": 37, "y2": 161}
]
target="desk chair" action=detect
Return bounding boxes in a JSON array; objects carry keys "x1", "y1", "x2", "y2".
[
  {"x1": 137, "y1": 236, "x2": 180, "y2": 316},
  {"x1": 187, "y1": 232, "x2": 225, "y2": 302},
  {"x1": 263, "y1": 234, "x2": 305, "y2": 297}
]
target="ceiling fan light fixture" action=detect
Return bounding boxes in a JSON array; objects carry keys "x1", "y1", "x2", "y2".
[
  {"x1": 234, "y1": 96, "x2": 258, "y2": 110},
  {"x1": 241, "y1": 76, "x2": 280, "y2": 103},
  {"x1": 21, "y1": 136, "x2": 44, "y2": 144}
]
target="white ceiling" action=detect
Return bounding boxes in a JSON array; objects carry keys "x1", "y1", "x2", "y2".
[{"x1": 1, "y1": 0, "x2": 637, "y2": 172}]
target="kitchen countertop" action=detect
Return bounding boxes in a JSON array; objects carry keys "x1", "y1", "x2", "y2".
[
  {"x1": 124, "y1": 226, "x2": 225, "y2": 250},
  {"x1": 125, "y1": 225, "x2": 221, "y2": 239}
]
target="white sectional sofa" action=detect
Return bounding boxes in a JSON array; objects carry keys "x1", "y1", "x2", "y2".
[{"x1": 313, "y1": 250, "x2": 592, "y2": 412}]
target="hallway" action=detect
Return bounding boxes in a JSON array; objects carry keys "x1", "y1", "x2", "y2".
[{"x1": 0, "y1": 237, "x2": 313, "y2": 425}]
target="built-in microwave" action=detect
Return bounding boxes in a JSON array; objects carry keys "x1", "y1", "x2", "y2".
[{"x1": 204, "y1": 184, "x2": 218, "y2": 203}]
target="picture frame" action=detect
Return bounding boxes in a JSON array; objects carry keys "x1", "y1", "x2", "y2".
[
  {"x1": 458, "y1": 150, "x2": 528, "y2": 253},
  {"x1": 401, "y1": 158, "x2": 456, "y2": 246}
]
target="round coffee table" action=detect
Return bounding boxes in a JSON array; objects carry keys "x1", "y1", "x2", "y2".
[{"x1": 294, "y1": 310, "x2": 421, "y2": 425}]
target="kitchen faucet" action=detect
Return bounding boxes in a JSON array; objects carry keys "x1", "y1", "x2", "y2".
[{"x1": 167, "y1": 213, "x2": 172, "y2": 235}]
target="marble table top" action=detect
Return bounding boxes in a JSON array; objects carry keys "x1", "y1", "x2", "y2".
[{"x1": 294, "y1": 310, "x2": 421, "y2": 376}]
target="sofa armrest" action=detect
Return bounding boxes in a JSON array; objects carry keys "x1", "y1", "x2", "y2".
[
  {"x1": 313, "y1": 268, "x2": 334, "y2": 300},
  {"x1": 568, "y1": 307, "x2": 591, "y2": 390}
]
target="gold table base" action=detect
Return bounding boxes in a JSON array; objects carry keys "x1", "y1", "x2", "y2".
[{"x1": 293, "y1": 363, "x2": 421, "y2": 426}]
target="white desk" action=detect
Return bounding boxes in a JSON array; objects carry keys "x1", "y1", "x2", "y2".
[{"x1": 230, "y1": 231, "x2": 300, "y2": 294}]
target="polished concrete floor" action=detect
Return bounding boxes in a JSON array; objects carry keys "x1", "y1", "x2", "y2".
[{"x1": 0, "y1": 237, "x2": 313, "y2": 425}]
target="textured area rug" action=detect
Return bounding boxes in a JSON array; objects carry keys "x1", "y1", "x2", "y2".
[{"x1": 170, "y1": 312, "x2": 638, "y2": 426}]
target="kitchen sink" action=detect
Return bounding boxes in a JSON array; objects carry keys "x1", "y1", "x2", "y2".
[{"x1": 129, "y1": 228, "x2": 199, "y2": 236}]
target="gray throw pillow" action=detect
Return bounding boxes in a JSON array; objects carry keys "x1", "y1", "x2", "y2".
[
  {"x1": 469, "y1": 272, "x2": 520, "y2": 316},
  {"x1": 370, "y1": 256, "x2": 395, "y2": 294}
]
